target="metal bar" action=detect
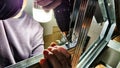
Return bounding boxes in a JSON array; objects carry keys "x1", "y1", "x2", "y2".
[
  {"x1": 67, "y1": 0, "x2": 81, "y2": 42},
  {"x1": 77, "y1": 0, "x2": 116, "y2": 67},
  {"x1": 70, "y1": 0, "x2": 98, "y2": 67},
  {"x1": 79, "y1": 20, "x2": 109, "y2": 62},
  {"x1": 5, "y1": 55, "x2": 43, "y2": 68}
]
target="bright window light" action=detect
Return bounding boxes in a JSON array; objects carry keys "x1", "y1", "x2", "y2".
[{"x1": 33, "y1": 7, "x2": 53, "y2": 23}]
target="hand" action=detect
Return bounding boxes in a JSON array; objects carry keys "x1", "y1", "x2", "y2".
[
  {"x1": 39, "y1": 42, "x2": 71, "y2": 68},
  {"x1": 36, "y1": 0, "x2": 62, "y2": 10}
]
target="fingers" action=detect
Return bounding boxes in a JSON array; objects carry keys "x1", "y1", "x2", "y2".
[
  {"x1": 37, "y1": 0, "x2": 53, "y2": 6},
  {"x1": 49, "y1": 43, "x2": 71, "y2": 58},
  {"x1": 37, "y1": 0, "x2": 62, "y2": 10},
  {"x1": 55, "y1": 46, "x2": 71, "y2": 58},
  {"x1": 51, "y1": 49, "x2": 71, "y2": 68},
  {"x1": 50, "y1": 42, "x2": 57, "y2": 47},
  {"x1": 39, "y1": 58, "x2": 50, "y2": 68},
  {"x1": 43, "y1": 50, "x2": 62, "y2": 68},
  {"x1": 43, "y1": 0, "x2": 62, "y2": 10},
  {"x1": 48, "y1": 44, "x2": 71, "y2": 68},
  {"x1": 40, "y1": 42, "x2": 71, "y2": 68}
]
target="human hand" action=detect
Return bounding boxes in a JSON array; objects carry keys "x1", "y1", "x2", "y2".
[
  {"x1": 39, "y1": 42, "x2": 71, "y2": 68},
  {"x1": 36, "y1": 0, "x2": 62, "y2": 10}
]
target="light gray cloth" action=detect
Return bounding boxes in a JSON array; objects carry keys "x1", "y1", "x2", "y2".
[{"x1": 0, "y1": 11, "x2": 44, "y2": 67}]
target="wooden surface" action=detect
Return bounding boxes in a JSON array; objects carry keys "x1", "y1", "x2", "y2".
[
  {"x1": 113, "y1": 35, "x2": 120, "y2": 42},
  {"x1": 44, "y1": 26, "x2": 62, "y2": 48}
]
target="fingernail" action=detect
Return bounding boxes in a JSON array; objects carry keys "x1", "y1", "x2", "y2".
[
  {"x1": 43, "y1": 50, "x2": 48, "y2": 56},
  {"x1": 40, "y1": 58, "x2": 46, "y2": 64},
  {"x1": 50, "y1": 42, "x2": 56, "y2": 47},
  {"x1": 48, "y1": 47, "x2": 52, "y2": 51}
]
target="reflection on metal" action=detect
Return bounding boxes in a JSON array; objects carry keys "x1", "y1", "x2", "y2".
[
  {"x1": 5, "y1": 55, "x2": 43, "y2": 68},
  {"x1": 66, "y1": 0, "x2": 81, "y2": 42},
  {"x1": 94, "y1": 0, "x2": 107, "y2": 23},
  {"x1": 66, "y1": 0, "x2": 98, "y2": 67},
  {"x1": 5, "y1": 0, "x2": 118, "y2": 68},
  {"x1": 108, "y1": 40, "x2": 120, "y2": 53},
  {"x1": 97, "y1": 0, "x2": 107, "y2": 21},
  {"x1": 77, "y1": 0, "x2": 116, "y2": 67},
  {"x1": 90, "y1": 40, "x2": 120, "y2": 68}
]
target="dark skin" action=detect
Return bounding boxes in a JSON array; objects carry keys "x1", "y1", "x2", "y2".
[
  {"x1": 36, "y1": 0, "x2": 62, "y2": 10},
  {"x1": 39, "y1": 43, "x2": 71, "y2": 68}
]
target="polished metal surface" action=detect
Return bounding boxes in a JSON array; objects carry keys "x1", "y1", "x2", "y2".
[
  {"x1": 5, "y1": 0, "x2": 119, "y2": 68},
  {"x1": 90, "y1": 40, "x2": 120, "y2": 68},
  {"x1": 67, "y1": 0, "x2": 98, "y2": 67},
  {"x1": 108, "y1": 40, "x2": 120, "y2": 52},
  {"x1": 77, "y1": 0, "x2": 116, "y2": 67},
  {"x1": 5, "y1": 55, "x2": 43, "y2": 68},
  {"x1": 66, "y1": 0, "x2": 81, "y2": 42}
]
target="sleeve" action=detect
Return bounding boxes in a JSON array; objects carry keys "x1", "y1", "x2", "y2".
[{"x1": 30, "y1": 20, "x2": 44, "y2": 57}]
